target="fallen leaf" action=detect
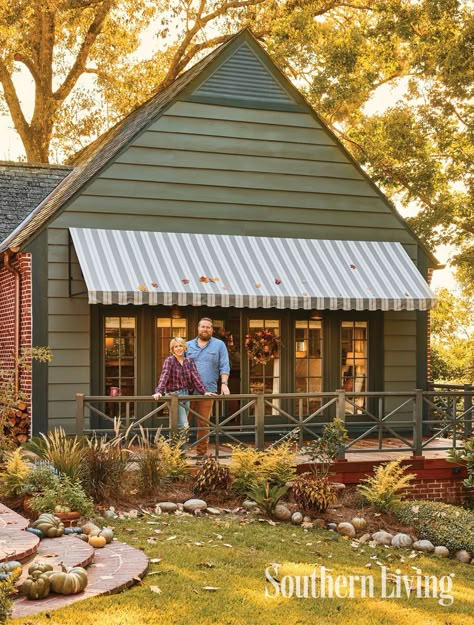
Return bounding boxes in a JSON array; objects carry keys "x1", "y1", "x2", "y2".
[
  {"x1": 182, "y1": 278, "x2": 190, "y2": 284},
  {"x1": 275, "y1": 278, "x2": 281, "y2": 285},
  {"x1": 202, "y1": 586, "x2": 220, "y2": 592},
  {"x1": 151, "y1": 282, "x2": 159, "y2": 288},
  {"x1": 137, "y1": 284, "x2": 149, "y2": 292},
  {"x1": 167, "y1": 535, "x2": 177, "y2": 541},
  {"x1": 255, "y1": 283, "x2": 261, "y2": 288},
  {"x1": 223, "y1": 544, "x2": 233, "y2": 548},
  {"x1": 150, "y1": 558, "x2": 162, "y2": 564},
  {"x1": 197, "y1": 562, "x2": 215, "y2": 568},
  {"x1": 150, "y1": 586, "x2": 162, "y2": 594}
]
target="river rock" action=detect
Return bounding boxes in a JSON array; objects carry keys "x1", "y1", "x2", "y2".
[
  {"x1": 274, "y1": 505, "x2": 292, "y2": 522},
  {"x1": 455, "y1": 549, "x2": 471, "y2": 563},
  {"x1": 326, "y1": 523, "x2": 337, "y2": 531},
  {"x1": 359, "y1": 533, "x2": 371, "y2": 544},
  {"x1": 434, "y1": 546, "x2": 449, "y2": 558},
  {"x1": 413, "y1": 540, "x2": 435, "y2": 553},
  {"x1": 127, "y1": 509, "x2": 139, "y2": 519},
  {"x1": 206, "y1": 507, "x2": 221, "y2": 515},
  {"x1": 312, "y1": 518, "x2": 325, "y2": 529},
  {"x1": 242, "y1": 500, "x2": 258, "y2": 510},
  {"x1": 391, "y1": 533, "x2": 413, "y2": 549},
  {"x1": 291, "y1": 512, "x2": 303, "y2": 525},
  {"x1": 157, "y1": 502, "x2": 178, "y2": 513},
  {"x1": 183, "y1": 499, "x2": 207, "y2": 512},
  {"x1": 337, "y1": 522, "x2": 356, "y2": 538},
  {"x1": 372, "y1": 531, "x2": 394, "y2": 546},
  {"x1": 303, "y1": 516, "x2": 312, "y2": 523}
]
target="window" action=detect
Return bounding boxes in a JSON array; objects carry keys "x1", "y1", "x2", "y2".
[
  {"x1": 248, "y1": 319, "x2": 280, "y2": 395},
  {"x1": 341, "y1": 321, "x2": 368, "y2": 413},
  {"x1": 104, "y1": 316, "x2": 136, "y2": 417},
  {"x1": 156, "y1": 317, "x2": 188, "y2": 379},
  {"x1": 295, "y1": 320, "x2": 322, "y2": 413}
]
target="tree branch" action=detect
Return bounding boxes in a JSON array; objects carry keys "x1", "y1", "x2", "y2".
[
  {"x1": 0, "y1": 60, "x2": 31, "y2": 147},
  {"x1": 13, "y1": 53, "x2": 40, "y2": 84},
  {"x1": 53, "y1": 0, "x2": 113, "y2": 102}
]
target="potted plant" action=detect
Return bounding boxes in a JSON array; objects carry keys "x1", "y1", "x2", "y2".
[
  {"x1": 28, "y1": 476, "x2": 94, "y2": 526},
  {"x1": 21, "y1": 463, "x2": 61, "y2": 517}
]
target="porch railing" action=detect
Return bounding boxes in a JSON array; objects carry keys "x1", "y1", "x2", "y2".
[{"x1": 76, "y1": 388, "x2": 474, "y2": 459}]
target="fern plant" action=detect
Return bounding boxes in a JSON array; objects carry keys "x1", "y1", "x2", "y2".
[
  {"x1": 0, "y1": 448, "x2": 30, "y2": 497},
  {"x1": 357, "y1": 459, "x2": 416, "y2": 512}
]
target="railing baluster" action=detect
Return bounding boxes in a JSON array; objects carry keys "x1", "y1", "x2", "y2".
[
  {"x1": 378, "y1": 397, "x2": 383, "y2": 450},
  {"x1": 413, "y1": 389, "x2": 423, "y2": 456},
  {"x1": 125, "y1": 401, "x2": 130, "y2": 431},
  {"x1": 465, "y1": 384, "x2": 473, "y2": 438},
  {"x1": 76, "y1": 393, "x2": 85, "y2": 435},
  {"x1": 298, "y1": 398, "x2": 304, "y2": 447},
  {"x1": 215, "y1": 399, "x2": 221, "y2": 459},
  {"x1": 335, "y1": 389, "x2": 346, "y2": 460},
  {"x1": 255, "y1": 392, "x2": 265, "y2": 451},
  {"x1": 170, "y1": 394, "x2": 179, "y2": 439}
]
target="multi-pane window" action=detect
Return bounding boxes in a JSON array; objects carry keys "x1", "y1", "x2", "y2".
[
  {"x1": 341, "y1": 321, "x2": 368, "y2": 413},
  {"x1": 295, "y1": 320, "x2": 323, "y2": 413},
  {"x1": 248, "y1": 319, "x2": 280, "y2": 395},
  {"x1": 104, "y1": 317, "x2": 136, "y2": 417},
  {"x1": 156, "y1": 318, "x2": 188, "y2": 380}
]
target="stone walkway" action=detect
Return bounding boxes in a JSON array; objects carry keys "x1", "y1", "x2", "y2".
[{"x1": 0, "y1": 503, "x2": 149, "y2": 619}]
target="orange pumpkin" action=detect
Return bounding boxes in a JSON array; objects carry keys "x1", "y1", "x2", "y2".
[{"x1": 88, "y1": 535, "x2": 106, "y2": 548}]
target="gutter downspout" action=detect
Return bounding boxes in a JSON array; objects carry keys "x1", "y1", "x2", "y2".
[{"x1": 3, "y1": 250, "x2": 21, "y2": 395}]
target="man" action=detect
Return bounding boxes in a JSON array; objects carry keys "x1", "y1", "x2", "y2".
[{"x1": 186, "y1": 317, "x2": 230, "y2": 457}]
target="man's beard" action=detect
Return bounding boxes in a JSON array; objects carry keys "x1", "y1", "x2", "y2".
[{"x1": 198, "y1": 331, "x2": 211, "y2": 342}]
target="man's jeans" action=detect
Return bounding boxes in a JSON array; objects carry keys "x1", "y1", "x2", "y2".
[
  {"x1": 167, "y1": 389, "x2": 189, "y2": 429},
  {"x1": 190, "y1": 398, "x2": 214, "y2": 455}
]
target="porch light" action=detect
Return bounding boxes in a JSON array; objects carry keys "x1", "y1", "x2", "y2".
[
  {"x1": 310, "y1": 309, "x2": 324, "y2": 320},
  {"x1": 105, "y1": 337, "x2": 114, "y2": 349},
  {"x1": 170, "y1": 304, "x2": 182, "y2": 319}
]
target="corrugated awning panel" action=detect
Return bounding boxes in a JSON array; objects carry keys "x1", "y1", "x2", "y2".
[{"x1": 69, "y1": 228, "x2": 436, "y2": 311}]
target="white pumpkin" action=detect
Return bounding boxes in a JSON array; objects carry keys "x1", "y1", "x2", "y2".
[{"x1": 351, "y1": 517, "x2": 367, "y2": 531}]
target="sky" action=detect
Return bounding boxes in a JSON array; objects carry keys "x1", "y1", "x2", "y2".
[{"x1": 0, "y1": 36, "x2": 457, "y2": 292}]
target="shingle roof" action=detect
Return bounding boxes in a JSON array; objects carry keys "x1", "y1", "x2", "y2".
[
  {"x1": 0, "y1": 33, "x2": 237, "y2": 253},
  {"x1": 0, "y1": 162, "x2": 72, "y2": 242}
]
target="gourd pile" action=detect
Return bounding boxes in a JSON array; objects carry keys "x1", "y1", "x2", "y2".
[
  {"x1": 78, "y1": 521, "x2": 114, "y2": 548},
  {"x1": 25, "y1": 514, "x2": 114, "y2": 548},
  {"x1": 21, "y1": 563, "x2": 88, "y2": 600},
  {"x1": 26, "y1": 513, "x2": 65, "y2": 539}
]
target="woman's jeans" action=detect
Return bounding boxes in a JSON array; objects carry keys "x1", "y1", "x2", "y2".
[{"x1": 167, "y1": 389, "x2": 189, "y2": 429}]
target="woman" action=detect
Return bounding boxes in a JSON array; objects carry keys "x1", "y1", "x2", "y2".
[{"x1": 153, "y1": 337, "x2": 213, "y2": 430}]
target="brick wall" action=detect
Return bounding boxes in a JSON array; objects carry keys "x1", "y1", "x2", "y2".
[
  {"x1": 0, "y1": 253, "x2": 33, "y2": 430},
  {"x1": 404, "y1": 478, "x2": 466, "y2": 504}
]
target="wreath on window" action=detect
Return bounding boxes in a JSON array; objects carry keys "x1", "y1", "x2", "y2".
[{"x1": 245, "y1": 329, "x2": 281, "y2": 365}]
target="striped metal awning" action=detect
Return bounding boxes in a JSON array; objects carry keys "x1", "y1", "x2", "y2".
[{"x1": 69, "y1": 228, "x2": 435, "y2": 311}]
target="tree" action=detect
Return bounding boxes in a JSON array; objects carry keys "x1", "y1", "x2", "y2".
[
  {"x1": 430, "y1": 287, "x2": 474, "y2": 383},
  {"x1": 0, "y1": 1, "x2": 472, "y2": 283}
]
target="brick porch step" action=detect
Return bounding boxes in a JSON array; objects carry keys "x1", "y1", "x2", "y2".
[
  {"x1": 0, "y1": 503, "x2": 29, "y2": 530},
  {"x1": 12, "y1": 540, "x2": 149, "y2": 619},
  {"x1": 0, "y1": 527, "x2": 39, "y2": 563}
]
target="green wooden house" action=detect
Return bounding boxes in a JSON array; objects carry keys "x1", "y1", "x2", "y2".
[{"x1": 0, "y1": 30, "x2": 437, "y2": 437}]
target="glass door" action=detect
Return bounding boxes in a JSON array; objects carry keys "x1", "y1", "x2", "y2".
[
  {"x1": 104, "y1": 316, "x2": 136, "y2": 419},
  {"x1": 247, "y1": 319, "x2": 281, "y2": 395}
]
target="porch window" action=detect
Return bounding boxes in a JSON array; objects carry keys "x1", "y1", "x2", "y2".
[
  {"x1": 156, "y1": 317, "x2": 188, "y2": 379},
  {"x1": 248, "y1": 319, "x2": 280, "y2": 395},
  {"x1": 104, "y1": 316, "x2": 136, "y2": 411},
  {"x1": 295, "y1": 320, "x2": 322, "y2": 413},
  {"x1": 341, "y1": 321, "x2": 368, "y2": 413}
]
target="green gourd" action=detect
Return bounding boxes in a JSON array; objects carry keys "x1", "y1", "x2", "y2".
[
  {"x1": 26, "y1": 527, "x2": 44, "y2": 539},
  {"x1": 33, "y1": 513, "x2": 65, "y2": 538},
  {"x1": 21, "y1": 571, "x2": 51, "y2": 600},
  {"x1": 0, "y1": 561, "x2": 22, "y2": 580},
  {"x1": 46, "y1": 565, "x2": 88, "y2": 595},
  {"x1": 99, "y1": 527, "x2": 114, "y2": 544},
  {"x1": 28, "y1": 563, "x2": 53, "y2": 576}
]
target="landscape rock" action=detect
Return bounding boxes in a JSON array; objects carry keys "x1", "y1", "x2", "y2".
[
  {"x1": 183, "y1": 499, "x2": 207, "y2": 512},
  {"x1": 301, "y1": 521, "x2": 313, "y2": 529},
  {"x1": 337, "y1": 522, "x2": 356, "y2": 538},
  {"x1": 291, "y1": 512, "x2": 303, "y2": 525},
  {"x1": 326, "y1": 523, "x2": 337, "y2": 531},
  {"x1": 206, "y1": 507, "x2": 221, "y2": 515},
  {"x1": 391, "y1": 533, "x2": 413, "y2": 549},
  {"x1": 372, "y1": 531, "x2": 394, "y2": 546},
  {"x1": 273, "y1": 505, "x2": 292, "y2": 522},
  {"x1": 358, "y1": 533, "x2": 371, "y2": 544},
  {"x1": 312, "y1": 518, "x2": 325, "y2": 528},
  {"x1": 157, "y1": 502, "x2": 178, "y2": 513},
  {"x1": 303, "y1": 516, "x2": 312, "y2": 523},
  {"x1": 455, "y1": 549, "x2": 471, "y2": 564},
  {"x1": 127, "y1": 509, "x2": 139, "y2": 519},
  {"x1": 177, "y1": 503, "x2": 184, "y2": 511},
  {"x1": 242, "y1": 500, "x2": 258, "y2": 510},
  {"x1": 434, "y1": 546, "x2": 450, "y2": 558},
  {"x1": 413, "y1": 540, "x2": 435, "y2": 553}
]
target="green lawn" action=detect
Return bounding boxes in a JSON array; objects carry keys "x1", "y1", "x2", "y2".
[{"x1": 12, "y1": 514, "x2": 474, "y2": 625}]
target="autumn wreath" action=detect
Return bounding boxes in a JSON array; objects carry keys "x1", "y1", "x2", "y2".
[{"x1": 245, "y1": 329, "x2": 281, "y2": 365}]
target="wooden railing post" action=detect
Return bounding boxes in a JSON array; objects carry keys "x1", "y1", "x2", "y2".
[
  {"x1": 335, "y1": 389, "x2": 346, "y2": 460},
  {"x1": 170, "y1": 394, "x2": 179, "y2": 439},
  {"x1": 464, "y1": 384, "x2": 473, "y2": 438},
  {"x1": 255, "y1": 392, "x2": 265, "y2": 451},
  {"x1": 76, "y1": 393, "x2": 85, "y2": 435},
  {"x1": 413, "y1": 389, "x2": 423, "y2": 456}
]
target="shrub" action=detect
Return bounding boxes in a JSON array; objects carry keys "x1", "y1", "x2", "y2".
[
  {"x1": 247, "y1": 481, "x2": 289, "y2": 516},
  {"x1": 193, "y1": 456, "x2": 230, "y2": 495},
  {"x1": 230, "y1": 441, "x2": 297, "y2": 496},
  {"x1": 0, "y1": 577, "x2": 13, "y2": 625},
  {"x1": 22, "y1": 462, "x2": 60, "y2": 494},
  {"x1": 303, "y1": 418, "x2": 348, "y2": 478},
  {"x1": 292, "y1": 473, "x2": 337, "y2": 513},
  {"x1": 29, "y1": 475, "x2": 95, "y2": 517},
  {"x1": 82, "y1": 432, "x2": 130, "y2": 502},
  {"x1": 448, "y1": 438, "x2": 474, "y2": 487},
  {"x1": 25, "y1": 427, "x2": 87, "y2": 481},
  {"x1": 0, "y1": 448, "x2": 30, "y2": 497},
  {"x1": 357, "y1": 459, "x2": 416, "y2": 512},
  {"x1": 395, "y1": 500, "x2": 474, "y2": 553}
]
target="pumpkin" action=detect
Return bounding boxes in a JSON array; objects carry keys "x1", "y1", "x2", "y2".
[
  {"x1": 0, "y1": 573, "x2": 9, "y2": 582},
  {"x1": 54, "y1": 505, "x2": 71, "y2": 514},
  {"x1": 351, "y1": 517, "x2": 367, "y2": 531},
  {"x1": 33, "y1": 513, "x2": 65, "y2": 538},
  {"x1": 78, "y1": 533, "x2": 89, "y2": 542},
  {"x1": 81, "y1": 521, "x2": 102, "y2": 536},
  {"x1": 391, "y1": 533, "x2": 413, "y2": 549},
  {"x1": 21, "y1": 571, "x2": 51, "y2": 600},
  {"x1": 99, "y1": 528, "x2": 114, "y2": 544},
  {"x1": 28, "y1": 563, "x2": 53, "y2": 576},
  {"x1": 0, "y1": 561, "x2": 22, "y2": 580},
  {"x1": 26, "y1": 527, "x2": 44, "y2": 539},
  {"x1": 88, "y1": 535, "x2": 106, "y2": 548},
  {"x1": 46, "y1": 565, "x2": 88, "y2": 595}
]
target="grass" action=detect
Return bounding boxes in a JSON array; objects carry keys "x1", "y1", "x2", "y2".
[{"x1": 11, "y1": 514, "x2": 474, "y2": 625}]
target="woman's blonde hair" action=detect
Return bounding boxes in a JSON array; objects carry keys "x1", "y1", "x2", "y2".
[{"x1": 169, "y1": 336, "x2": 187, "y2": 353}]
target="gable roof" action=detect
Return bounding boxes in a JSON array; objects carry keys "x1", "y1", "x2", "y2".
[
  {"x1": 0, "y1": 29, "x2": 438, "y2": 266},
  {"x1": 0, "y1": 162, "x2": 71, "y2": 241}
]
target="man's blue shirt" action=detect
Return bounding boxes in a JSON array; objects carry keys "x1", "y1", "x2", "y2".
[{"x1": 186, "y1": 336, "x2": 230, "y2": 393}]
